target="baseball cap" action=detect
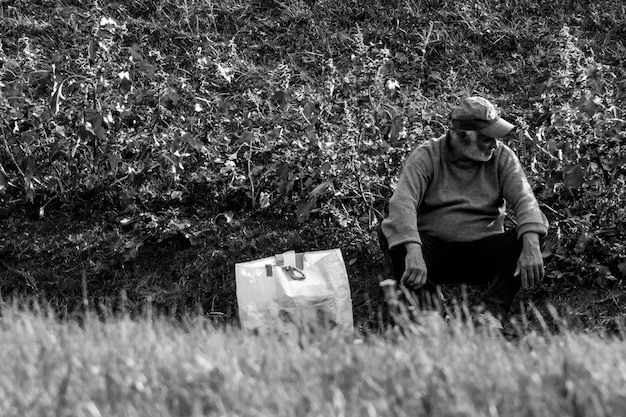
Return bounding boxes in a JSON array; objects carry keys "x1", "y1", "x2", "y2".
[{"x1": 449, "y1": 97, "x2": 515, "y2": 138}]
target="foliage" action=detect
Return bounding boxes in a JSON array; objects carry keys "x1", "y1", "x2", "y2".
[
  {"x1": 524, "y1": 25, "x2": 626, "y2": 287},
  {"x1": 0, "y1": 0, "x2": 625, "y2": 320}
]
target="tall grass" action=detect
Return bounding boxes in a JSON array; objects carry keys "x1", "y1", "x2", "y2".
[{"x1": 1, "y1": 305, "x2": 625, "y2": 416}]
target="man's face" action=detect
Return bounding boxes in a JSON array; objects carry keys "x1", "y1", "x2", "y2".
[{"x1": 454, "y1": 130, "x2": 498, "y2": 162}]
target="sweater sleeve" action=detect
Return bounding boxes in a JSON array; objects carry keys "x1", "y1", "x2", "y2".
[
  {"x1": 381, "y1": 147, "x2": 433, "y2": 249},
  {"x1": 498, "y1": 145, "x2": 549, "y2": 238}
]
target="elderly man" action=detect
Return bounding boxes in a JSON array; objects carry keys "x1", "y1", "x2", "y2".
[{"x1": 379, "y1": 96, "x2": 548, "y2": 326}]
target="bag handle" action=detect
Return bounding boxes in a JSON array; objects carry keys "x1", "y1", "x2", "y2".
[
  {"x1": 265, "y1": 264, "x2": 306, "y2": 280},
  {"x1": 281, "y1": 265, "x2": 306, "y2": 280},
  {"x1": 275, "y1": 252, "x2": 304, "y2": 270},
  {"x1": 265, "y1": 251, "x2": 307, "y2": 280}
]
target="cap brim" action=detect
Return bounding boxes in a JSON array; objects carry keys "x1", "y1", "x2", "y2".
[{"x1": 478, "y1": 118, "x2": 515, "y2": 138}]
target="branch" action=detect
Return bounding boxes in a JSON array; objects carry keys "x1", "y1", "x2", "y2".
[
  {"x1": 247, "y1": 140, "x2": 256, "y2": 209},
  {"x1": 0, "y1": 124, "x2": 27, "y2": 180},
  {"x1": 0, "y1": 124, "x2": 45, "y2": 189}
]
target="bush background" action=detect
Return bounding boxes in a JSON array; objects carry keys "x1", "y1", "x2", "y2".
[{"x1": 0, "y1": 0, "x2": 624, "y2": 331}]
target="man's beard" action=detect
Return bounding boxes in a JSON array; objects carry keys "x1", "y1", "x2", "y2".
[
  {"x1": 465, "y1": 146, "x2": 494, "y2": 162},
  {"x1": 455, "y1": 131, "x2": 495, "y2": 162}
]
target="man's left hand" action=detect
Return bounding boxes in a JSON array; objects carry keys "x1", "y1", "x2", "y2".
[{"x1": 517, "y1": 232, "x2": 544, "y2": 289}]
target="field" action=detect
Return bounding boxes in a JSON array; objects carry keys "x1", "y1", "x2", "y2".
[{"x1": 0, "y1": 0, "x2": 625, "y2": 414}]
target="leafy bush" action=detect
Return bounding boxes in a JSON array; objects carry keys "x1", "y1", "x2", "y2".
[
  {"x1": 520, "y1": 25, "x2": 626, "y2": 286},
  {"x1": 0, "y1": 0, "x2": 624, "y2": 316}
]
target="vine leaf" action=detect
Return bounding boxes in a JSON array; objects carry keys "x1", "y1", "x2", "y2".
[
  {"x1": 296, "y1": 199, "x2": 317, "y2": 224},
  {"x1": 309, "y1": 180, "x2": 332, "y2": 197},
  {"x1": 0, "y1": 170, "x2": 8, "y2": 194},
  {"x1": 303, "y1": 101, "x2": 315, "y2": 119},
  {"x1": 50, "y1": 79, "x2": 65, "y2": 115},
  {"x1": 296, "y1": 180, "x2": 333, "y2": 223},
  {"x1": 118, "y1": 72, "x2": 132, "y2": 95},
  {"x1": 563, "y1": 163, "x2": 585, "y2": 189},
  {"x1": 217, "y1": 64, "x2": 233, "y2": 83},
  {"x1": 88, "y1": 38, "x2": 98, "y2": 63}
]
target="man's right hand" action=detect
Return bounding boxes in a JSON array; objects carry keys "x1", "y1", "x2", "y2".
[{"x1": 402, "y1": 242, "x2": 428, "y2": 290}]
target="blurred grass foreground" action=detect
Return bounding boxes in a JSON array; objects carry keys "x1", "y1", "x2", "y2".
[{"x1": 1, "y1": 304, "x2": 625, "y2": 417}]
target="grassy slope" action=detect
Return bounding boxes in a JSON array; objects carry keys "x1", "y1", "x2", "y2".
[{"x1": 0, "y1": 0, "x2": 625, "y2": 331}]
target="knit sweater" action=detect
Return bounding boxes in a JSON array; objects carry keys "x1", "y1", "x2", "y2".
[{"x1": 381, "y1": 133, "x2": 548, "y2": 248}]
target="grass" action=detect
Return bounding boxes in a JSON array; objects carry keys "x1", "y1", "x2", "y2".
[{"x1": 1, "y1": 304, "x2": 625, "y2": 416}]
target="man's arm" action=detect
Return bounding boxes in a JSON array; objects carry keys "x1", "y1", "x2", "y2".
[
  {"x1": 380, "y1": 145, "x2": 435, "y2": 289},
  {"x1": 497, "y1": 145, "x2": 549, "y2": 238},
  {"x1": 517, "y1": 232, "x2": 543, "y2": 288},
  {"x1": 497, "y1": 146, "x2": 547, "y2": 288},
  {"x1": 402, "y1": 242, "x2": 428, "y2": 289},
  {"x1": 381, "y1": 146, "x2": 434, "y2": 249}
]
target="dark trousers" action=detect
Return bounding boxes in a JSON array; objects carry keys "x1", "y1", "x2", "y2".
[{"x1": 378, "y1": 227, "x2": 523, "y2": 319}]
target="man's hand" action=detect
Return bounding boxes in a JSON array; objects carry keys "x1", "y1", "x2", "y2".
[
  {"x1": 517, "y1": 232, "x2": 544, "y2": 289},
  {"x1": 402, "y1": 242, "x2": 428, "y2": 290}
]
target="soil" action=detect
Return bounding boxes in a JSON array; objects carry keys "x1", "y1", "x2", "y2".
[{"x1": 1, "y1": 200, "x2": 624, "y2": 336}]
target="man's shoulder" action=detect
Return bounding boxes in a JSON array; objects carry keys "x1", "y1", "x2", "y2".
[
  {"x1": 493, "y1": 141, "x2": 519, "y2": 163},
  {"x1": 495, "y1": 140, "x2": 516, "y2": 153},
  {"x1": 408, "y1": 134, "x2": 445, "y2": 160}
]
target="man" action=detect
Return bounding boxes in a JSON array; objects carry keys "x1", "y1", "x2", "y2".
[{"x1": 379, "y1": 96, "x2": 548, "y2": 325}]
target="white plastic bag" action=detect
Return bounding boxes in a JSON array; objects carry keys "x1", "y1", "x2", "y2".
[{"x1": 235, "y1": 249, "x2": 353, "y2": 333}]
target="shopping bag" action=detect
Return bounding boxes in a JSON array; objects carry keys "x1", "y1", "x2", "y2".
[{"x1": 235, "y1": 249, "x2": 353, "y2": 333}]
